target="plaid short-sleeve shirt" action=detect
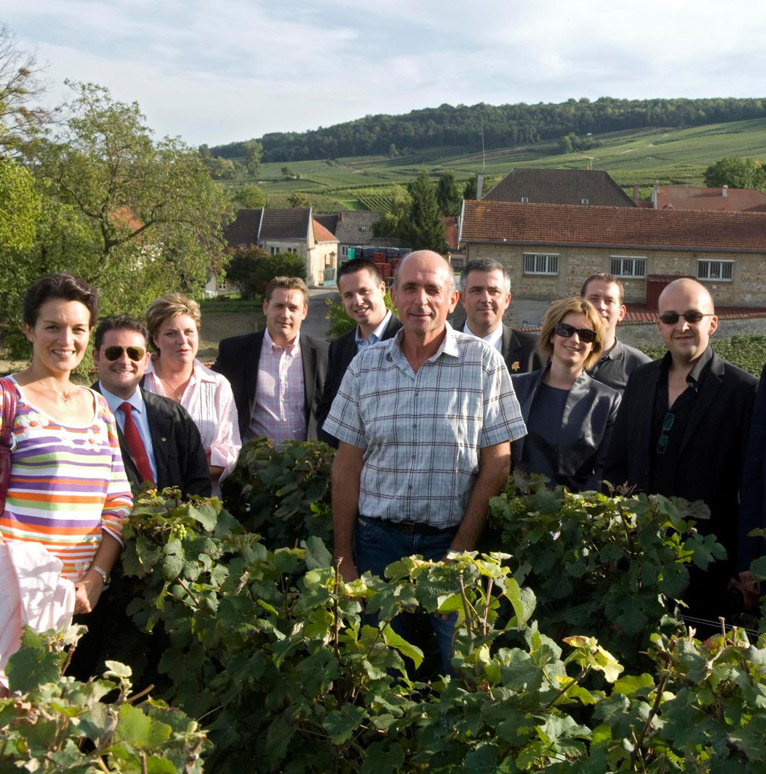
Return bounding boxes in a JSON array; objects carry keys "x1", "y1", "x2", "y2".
[{"x1": 323, "y1": 323, "x2": 527, "y2": 528}]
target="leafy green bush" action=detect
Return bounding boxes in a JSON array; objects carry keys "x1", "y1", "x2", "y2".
[
  {"x1": 487, "y1": 473, "x2": 724, "y2": 669},
  {"x1": 1, "y1": 628, "x2": 209, "y2": 772},
  {"x1": 222, "y1": 437, "x2": 334, "y2": 547},
  {"x1": 640, "y1": 334, "x2": 766, "y2": 377}
]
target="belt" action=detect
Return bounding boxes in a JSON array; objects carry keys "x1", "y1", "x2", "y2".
[{"x1": 364, "y1": 517, "x2": 458, "y2": 536}]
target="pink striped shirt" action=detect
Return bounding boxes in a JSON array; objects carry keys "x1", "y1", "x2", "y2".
[{"x1": 248, "y1": 329, "x2": 306, "y2": 442}]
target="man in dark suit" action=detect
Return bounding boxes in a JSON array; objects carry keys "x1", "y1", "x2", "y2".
[
  {"x1": 213, "y1": 276, "x2": 328, "y2": 442},
  {"x1": 317, "y1": 259, "x2": 401, "y2": 446},
  {"x1": 605, "y1": 278, "x2": 756, "y2": 628},
  {"x1": 459, "y1": 259, "x2": 542, "y2": 374},
  {"x1": 92, "y1": 316, "x2": 212, "y2": 497}
]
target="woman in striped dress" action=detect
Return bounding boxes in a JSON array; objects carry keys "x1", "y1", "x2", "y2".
[{"x1": 0, "y1": 274, "x2": 132, "y2": 647}]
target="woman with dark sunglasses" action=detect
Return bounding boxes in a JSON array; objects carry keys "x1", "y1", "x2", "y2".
[{"x1": 510, "y1": 297, "x2": 621, "y2": 492}]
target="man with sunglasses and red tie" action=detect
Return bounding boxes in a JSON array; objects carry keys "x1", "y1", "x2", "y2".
[
  {"x1": 92, "y1": 316, "x2": 212, "y2": 497},
  {"x1": 605, "y1": 278, "x2": 756, "y2": 630}
]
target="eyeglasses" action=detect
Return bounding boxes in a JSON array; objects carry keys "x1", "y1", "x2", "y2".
[
  {"x1": 103, "y1": 345, "x2": 146, "y2": 362},
  {"x1": 658, "y1": 311, "x2": 713, "y2": 325},
  {"x1": 656, "y1": 412, "x2": 675, "y2": 454},
  {"x1": 553, "y1": 322, "x2": 597, "y2": 343}
]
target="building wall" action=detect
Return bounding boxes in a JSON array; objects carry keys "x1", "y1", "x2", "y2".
[
  {"x1": 307, "y1": 242, "x2": 339, "y2": 286},
  {"x1": 465, "y1": 242, "x2": 766, "y2": 306}
]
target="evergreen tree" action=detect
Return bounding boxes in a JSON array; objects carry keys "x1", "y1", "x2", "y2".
[
  {"x1": 436, "y1": 171, "x2": 461, "y2": 216},
  {"x1": 463, "y1": 175, "x2": 478, "y2": 200},
  {"x1": 402, "y1": 170, "x2": 445, "y2": 254}
]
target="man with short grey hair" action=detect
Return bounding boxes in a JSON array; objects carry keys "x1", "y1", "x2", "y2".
[
  {"x1": 325, "y1": 250, "x2": 526, "y2": 674},
  {"x1": 459, "y1": 258, "x2": 541, "y2": 374}
]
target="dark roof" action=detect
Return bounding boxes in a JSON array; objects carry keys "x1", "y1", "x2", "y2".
[
  {"x1": 259, "y1": 208, "x2": 312, "y2": 240},
  {"x1": 460, "y1": 200, "x2": 766, "y2": 253},
  {"x1": 223, "y1": 208, "x2": 262, "y2": 247},
  {"x1": 314, "y1": 214, "x2": 339, "y2": 233},
  {"x1": 483, "y1": 168, "x2": 635, "y2": 207},
  {"x1": 223, "y1": 208, "x2": 313, "y2": 246},
  {"x1": 654, "y1": 186, "x2": 766, "y2": 213}
]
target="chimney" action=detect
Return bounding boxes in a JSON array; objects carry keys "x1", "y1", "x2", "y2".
[
  {"x1": 476, "y1": 174, "x2": 484, "y2": 200},
  {"x1": 633, "y1": 185, "x2": 640, "y2": 205},
  {"x1": 722, "y1": 185, "x2": 728, "y2": 197}
]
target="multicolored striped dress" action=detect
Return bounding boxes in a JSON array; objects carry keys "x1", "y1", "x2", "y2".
[{"x1": 0, "y1": 378, "x2": 133, "y2": 581}]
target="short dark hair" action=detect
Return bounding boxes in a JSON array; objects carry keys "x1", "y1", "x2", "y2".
[
  {"x1": 459, "y1": 259, "x2": 511, "y2": 294},
  {"x1": 580, "y1": 273, "x2": 625, "y2": 305},
  {"x1": 264, "y1": 276, "x2": 309, "y2": 304},
  {"x1": 336, "y1": 259, "x2": 383, "y2": 287},
  {"x1": 23, "y1": 273, "x2": 99, "y2": 328},
  {"x1": 94, "y1": 315, "x2": 149, "y2": 351}
]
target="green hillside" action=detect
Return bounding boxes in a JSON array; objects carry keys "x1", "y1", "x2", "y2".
[{"x1": 249, "y1": 118, "x2": 766, "y2": 211}]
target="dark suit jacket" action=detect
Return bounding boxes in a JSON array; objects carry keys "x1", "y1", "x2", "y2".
[
  {"x1": 739, "y1": 364, "x2": 766, "y2": 571},
  {"x1": 604, "y1": 351, "x2": 756, "y2": 569},
  {"x1": 212, "y1": 330, "x2": 329, "y2": 441},
  {"x1": 93, "y1": 384, "x2": 212, "y2": 497},
  {"x1": 501, "y1": 326, "x2": 543, "y2": 375},
  {"x1": 512, "y1": 367, "x2": 621, "y2": 492},
  {"x1": 317, "y1": 315, "x2": 402, "y2": 446}
]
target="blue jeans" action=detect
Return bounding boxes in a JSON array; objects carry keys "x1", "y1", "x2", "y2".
[{"x1": 354, "y1": 516, "x2": 457, "y2": 676}]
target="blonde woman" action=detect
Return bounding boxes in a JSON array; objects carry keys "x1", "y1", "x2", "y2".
[
  {"x1": 511, "y1": 297, "x2": 621, "y2": 492},
  {"x1": 143, "y1": 294, "x2": 240, "y2": 495}
]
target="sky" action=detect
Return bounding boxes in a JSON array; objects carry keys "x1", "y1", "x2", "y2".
[{"x1": 3, "y1": 0, "x2": 766, "y2": 149}]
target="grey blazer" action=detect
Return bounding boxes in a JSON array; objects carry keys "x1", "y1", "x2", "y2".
[{"x1": 511, "y1": 367, "x2": 621, "y2": 492}]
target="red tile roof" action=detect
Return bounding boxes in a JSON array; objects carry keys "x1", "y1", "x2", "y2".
[
  {"x1": 313, "y1": 219, "x2": 338, "y2": 243},
  {"x1": 460, "y1": 200, "x2": 766, "y2": 253},
  {"x1": 655, "y1": 186, "x2": 766, "y2": 213}
]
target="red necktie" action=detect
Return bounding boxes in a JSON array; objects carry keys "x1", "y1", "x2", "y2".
[{"x1": 120, "y1": 402, "x2": 155, "y2": 485}]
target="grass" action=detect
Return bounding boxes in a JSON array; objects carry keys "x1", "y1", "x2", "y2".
[{"x1": 239, "y1": 118, "x2": 766, "y2": 211}]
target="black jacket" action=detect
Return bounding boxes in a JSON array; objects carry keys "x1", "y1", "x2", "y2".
[
  {"x1": 93, "y1": 384, "x2": 212, "y2": 497},
  {"x1": 212, "y1": 330, "x2": 329, "y2": 441},
  {"x1": 317, "y1": 315, "x2": 402, "y2": 447},
  {"x1": 511, "y1": 367, "x2": 621, "y2": 492},
  {"x1": 605, "y1": 351, "x2": 756, "y2": 567},
  {"x1": 501, "y1": 325, "x2": 544, "y2": 375}
]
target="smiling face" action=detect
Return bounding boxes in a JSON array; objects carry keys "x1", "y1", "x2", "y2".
[
  {"x1": 391, "y1": 251, "x2": 459, "y2": 345},
  {"x1": 338, "y1": 268, "x2": 387, "y2": 335},
  {"x1": 550, "y1": 312, "x2": 595, "y2": 372},
  {"x1": 153, "y1": 313, "x2": 199, "y2": 367},
  {"x1": 263, "y1": 288, "x2": 308, "y2": 347},
  {"x1": 582, "y1": 278, "x2": 625, "y2": 347},
  {"x1": 460, "y1": 269, "x2": 511, "y2": 336},
  {"x1": 657, "y1": 279, "x2": 717, "y2": 365},
  {"x1": 24, "y1": 298, "x2": 92, "y2": 376},
  {"x1": 94, "y1": 328, "x2": 150, "y2": 399}
]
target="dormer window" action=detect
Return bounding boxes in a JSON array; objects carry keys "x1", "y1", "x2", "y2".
[
  {"x1": 520, "y1": 197, "x2": 529, "y2": 203},
  {"x1": 581, "y1": 198, "x2": 589, "y2": 204}
]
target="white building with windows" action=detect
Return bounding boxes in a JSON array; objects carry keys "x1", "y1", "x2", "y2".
[{"x1": 459, "y1": 200, "x2": 766, "y2": 308}]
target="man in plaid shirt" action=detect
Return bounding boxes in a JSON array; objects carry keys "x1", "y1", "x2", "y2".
[{"x1": 323, "y1": 250, "x2": 526, "y2": 673}]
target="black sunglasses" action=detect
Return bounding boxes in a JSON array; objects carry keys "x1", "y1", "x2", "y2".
[
  {"x1": 553, "y1": 322, "x2": 597, "y2": 343},
  {"x1": 658, "y1": 311, "x2": 713, "y2": 325},
  {"x1": 103, "y1": 345, "x2": 146, "y2": 362}
]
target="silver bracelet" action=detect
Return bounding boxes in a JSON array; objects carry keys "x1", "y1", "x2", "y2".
[{"x1": 90, "y1": 565, "x2": 110, "y2": 586}]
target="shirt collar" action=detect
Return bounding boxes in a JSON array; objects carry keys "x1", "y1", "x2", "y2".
[
  {"x1": 658, "y1": 345, "x2": 713, "y2": 387},
  {"x1": 463, "y1": 321, "x2": 503, "y2": 351},
  {"x1": 393, "y1": 321, "x2": 460, "y2": 360},
  {"x1": 264, "y1": 327, "x2": 300, "y2": 355},
  {"x1": 99, "y1": 383, "x2": 144, "y2": 415},
  {"x1": 600, "y1": 338, "x2": 624, "y2": 362},
  {"x1": 356, "y1": 310, "x2": 392, "y2": 348}
]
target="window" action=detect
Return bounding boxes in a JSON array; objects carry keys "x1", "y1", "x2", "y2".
[
  {"x1": 217, "y1": 279, "x2": 228, "y2": 291},
  {"x1": 271, "y1": 246, "x2": 298, "y2": 255},
  {"x1": 520, "y1": 197, "x2": 529, "y2": 203},
  {"x1": 270, "y1": 246, "x2": 280, "y2": 256},
  {"x1": 610, "y1": 256, "x2": 647, "y2": 278},
  {"x1": 581, "y1": 198, "x2": 589, "y2": 205},
  {"x1": 697, "y1": 260, "x2": 733, "y2": 281},
  {"x1": 341, "y1": 245, "x2": 349, "y2": 257},
  {"x1": 523, "y1": 253, "x2": 559, "y2": 275}
]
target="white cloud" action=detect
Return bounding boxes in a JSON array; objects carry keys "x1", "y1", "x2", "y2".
[{"x1": 1, "y1": 0, "x2": 765, "y2": 146}]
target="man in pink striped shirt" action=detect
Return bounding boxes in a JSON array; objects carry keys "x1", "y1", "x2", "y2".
[{"x1": 214, "y1": 277, "x2": 328, "y2": 443}]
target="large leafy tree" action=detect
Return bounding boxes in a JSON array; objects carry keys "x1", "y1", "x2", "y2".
[
  {"x1": 9, "y1": 82, "x2": 232, "y2": 338},
  {"x1": 703, "y1": 156, "x2": 766, "y2": 190}
]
